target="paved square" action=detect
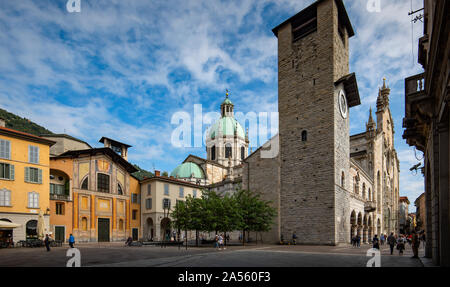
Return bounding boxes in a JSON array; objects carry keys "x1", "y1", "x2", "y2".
[{"x1": 0, "y1": 242, "x2": 425, "y2": 267}]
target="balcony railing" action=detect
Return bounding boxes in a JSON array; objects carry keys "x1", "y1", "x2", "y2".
[
  {"x1": 364, "y1": 201, "x2": 377, "y2": 212},
  {"x1": 50, "y1": 193, "x2": 70, "y2": 201},
  {"x1": 405, "y1": 73, "x2": 425, "y2": 99}
]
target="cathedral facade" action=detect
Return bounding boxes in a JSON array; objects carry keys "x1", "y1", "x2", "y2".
[{"x1": 168, "y1": 0, "x2": 400, "y2": 245}]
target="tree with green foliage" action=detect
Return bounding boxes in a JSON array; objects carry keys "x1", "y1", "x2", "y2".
[
  {"x1": 234, "y1": 189, "x2": 276, "y2": 246},
  {"x1": 170, "y1": 188, "x2": 275, "y2": 248}
]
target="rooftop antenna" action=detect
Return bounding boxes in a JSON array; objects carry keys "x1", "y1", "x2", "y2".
[{"x1": 408, "y1": 0, "x2": 424, "y2": 67}]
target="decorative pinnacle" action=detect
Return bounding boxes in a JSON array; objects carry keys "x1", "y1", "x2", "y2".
[{"x1": 226, "y1": 89, "x2": 229, "y2": 98}]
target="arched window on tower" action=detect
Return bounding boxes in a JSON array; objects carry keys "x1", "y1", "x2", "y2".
[
  {"x1": 302, "y1": 130, "x2": 307, "y2": 142},
  {"x1": 241, "y1": 146, "x2": 245, "y2": 161},
  {"x1": 211, "y1": 146, "x2": 216, "y2": 161},
  {"x1": 225, "y1": 144, "x2": 232, "y2": 159}
]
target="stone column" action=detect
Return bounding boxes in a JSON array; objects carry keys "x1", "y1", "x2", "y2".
[
  {"x1": 73, "y1": 192, "x2": 78, "y2": 230},
  {"x1": 439, "y1": 123, "x2": 449, "y2": 266}
]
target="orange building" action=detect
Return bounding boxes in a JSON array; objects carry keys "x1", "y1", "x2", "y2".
[{"x1": 49, "y1": 137, "x2": 138, "y2": 242}]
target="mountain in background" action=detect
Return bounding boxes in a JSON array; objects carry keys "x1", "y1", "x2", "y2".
[
  {"x1": 0, "y1": 108, "x2": 54, "y2": 136},
  {"x1": 1, "y1": 107, "x2": 155, "y2": 180},
  {"x1": 132, "y1": 164, "x2": 154, "y2": 180}
]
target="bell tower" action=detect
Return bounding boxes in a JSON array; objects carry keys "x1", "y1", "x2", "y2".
[{"x1": 274, "y1": 0, "x2": 360, "y2": 245}]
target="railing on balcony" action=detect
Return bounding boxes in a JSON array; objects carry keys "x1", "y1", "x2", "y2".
[
  {"x1": 50, "y1": 193, "x2": 70, "y2": 201},
  {"x1": 364, "y1": 201, "x2": 377, "y2": 212},
  {"x1": 405, "y1": 73, "x2": 425, "y2": 98}
]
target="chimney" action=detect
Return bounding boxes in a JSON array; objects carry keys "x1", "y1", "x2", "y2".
[
  {"x1": 0, "y1": 117, "x2": 5, "y2": 128},
  {"x1": 155, "y1": 170, "x2": 160, "y2": 177}
]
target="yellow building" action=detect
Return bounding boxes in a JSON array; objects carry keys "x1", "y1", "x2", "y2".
[
  {"x1": 50, "y1": 137, "x2": 139, "y2": 242},
  {"x1": 140, "y1": 171, "x2": 202, "y2": 241},
  {"x1": 0, "y1": 124, "x2": 55, "y2": 242}
]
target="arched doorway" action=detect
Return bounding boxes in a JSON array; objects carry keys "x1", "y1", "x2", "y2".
[
  {"x1": 0, "y1": 219, "x2": 13, "y2": 243},
  {"x1": 26, "y1": 220, "x2": 38, "y2": 239},
  {"x1": 368, "y1": 216, "x2": 373, "y2": 242},
  {"x1": 160, "y1": 218, "x2": 171, "y2": 241},
  {"x1": 350, "y1": 211, "x2": 356, "y2": 241},
  {"x1": 357, "y1": 213, "x2": 363, "y2": 237},
  {"x1": 146, "y1": 218, "x2": 154, "y2": 241}
]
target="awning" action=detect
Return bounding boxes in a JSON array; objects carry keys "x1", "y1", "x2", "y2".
[{"x1": 0, "y1": 220, "x2": 21, "y2": 229}]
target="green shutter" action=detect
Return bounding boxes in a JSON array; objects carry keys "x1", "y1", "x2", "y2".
[
  {"x1": 25, "y1": 167, "x2": 30, "y2": 182},
  {"x1": 38, "y1": 169, "x2": 42, "y2": 184},
  {"x1": 10, "y1": 165, "x2": 14, "y2": 180}
]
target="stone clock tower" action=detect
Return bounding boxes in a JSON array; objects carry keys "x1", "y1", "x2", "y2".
[{"x1": 273, "y1": 0, "x2": 360, "y2": 245}]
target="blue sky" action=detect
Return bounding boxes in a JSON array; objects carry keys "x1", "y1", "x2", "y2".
[{"x1": 0, "y1": 0, "x2": 425, "y2": 209}]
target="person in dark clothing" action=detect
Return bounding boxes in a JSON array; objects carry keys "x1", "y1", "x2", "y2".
[
  {"x1": 292, "y1": 232, "x2": 297, "y2": 245},
  {"x1": 44, "y1": 234, "x2": 51, "y2": 252},
  {"x1": 387, "y1": 233, "x2": 396, "y2": 255},
  {"x1": 356, "y1": 235, "x2": 361, "y2": 248},
  {"x1": 372, "y1": 235, "x2": 380, "y2": 249},
  {"x1": 411, "y1": 231, "x2": 420, "y2": 258},
  {"x1": 125, "y1": 237, "x2": 133, "y2": 246}
]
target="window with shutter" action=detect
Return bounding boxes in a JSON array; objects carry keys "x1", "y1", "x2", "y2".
[
  {"x1": 28, "y1": 146, "x2": 39, "y2": 164},
  {"x1": 164, "y1": 184, "x2": 169, "y2": 195},
  {"x1": 0, "y1": 140, "x2": 11, "y2": 159},
  {"x1": 0, "y1": 188, "x2": 11, "y2": 206},
  {"x1": 0, "y1": 163, "x2": 13, "y2": 180},
  {"x1": 179, "y1": 187, "x2": 184, "y2": 198},
  {"x1": 25, "y1": 167, "x2": 41, "y2": 184}
]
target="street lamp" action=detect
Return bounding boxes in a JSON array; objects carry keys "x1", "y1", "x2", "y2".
[{"x1": 161, "y1": 200, "x2": 171, "y2": 248}]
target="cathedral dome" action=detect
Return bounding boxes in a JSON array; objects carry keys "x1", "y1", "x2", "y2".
[
  {"x1": 170, "y1": 162, "x2": 205, "y2": 179},
  {"x1": 208, "y1": 117, "x2": 245, "y2": 140}
]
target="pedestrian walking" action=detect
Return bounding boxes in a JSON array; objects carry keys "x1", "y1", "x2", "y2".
[
  {"x1": 69, "y1": 234, "x2": 75, "y2": 248},
  {"x1": 292, "y1": 232, "x2": 297, "y2": 245},
  {"x1": 387, "y1": 233, "x2": 396, "y2": 255},
  {"x1": 44, "y1": 234, "x2": 51, "y2": 252},
  {"x1": 356, "y1": 235, "x2": 361, "y2": 248},
  {"x1": 219, "y1": 234, "x2": 225, "y2": 250},
  {"x1": 411, "y1": 231, "x2": 420, "y2": 258},
  {"x1": 380, "y1": 234, "x2": 385, "y2": 246},
  {"x1": 214, "y1": 235, "x2": 219, "y2": 250},
  {"x1": 397, "y1": 235, "x2": 405, "y2": 255},
  {"x1": 372, "y1": 235, "x2": 380, "y2": 250}
]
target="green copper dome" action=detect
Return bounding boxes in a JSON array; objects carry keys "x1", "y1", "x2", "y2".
[
  {"x1": 170, "y1": 162, "x2": 205, "y2": 179},
  {"x1": 208, "y1": 116, "x2": 245, "y2": 139},
  {"x1": 222, "y1": 97, "x2": 233, "y2": 105}
]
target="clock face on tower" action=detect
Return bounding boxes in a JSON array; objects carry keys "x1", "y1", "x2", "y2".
[{"x1": 339, "y1": 89, "x2": 348, "y2": 119}]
